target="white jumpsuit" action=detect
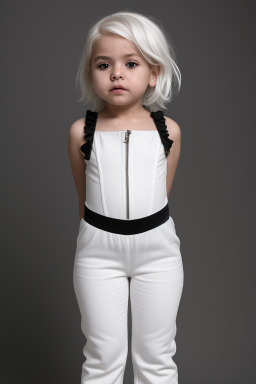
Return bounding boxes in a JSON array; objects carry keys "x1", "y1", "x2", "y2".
[{"x1": 73, "y1": 110, "x2": 184, "y2": 384}]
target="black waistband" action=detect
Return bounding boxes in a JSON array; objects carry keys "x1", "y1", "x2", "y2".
[{"x1": 83, "y1": 203, "x2": 169, "y2": 235}]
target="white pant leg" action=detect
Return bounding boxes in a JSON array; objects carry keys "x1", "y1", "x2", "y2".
[
  {"x1": 130, "y1": 217, "x2": 184, "y2": 384},
  {"x1": 73, "y1": 218, "x2": 130, "y2": 384}
]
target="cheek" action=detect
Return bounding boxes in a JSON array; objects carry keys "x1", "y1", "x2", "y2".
[
  {"x1": 130, "y1": 69, "x2": 150, "y2": 83},
  {"x1": 91, "y1": 79, "x2": 105, "y2": 95},
  {"x1": 92, "y1": 72, "x2": 107, "y2": 88}
]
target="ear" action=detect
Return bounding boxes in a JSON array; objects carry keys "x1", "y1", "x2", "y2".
[{"x1": 148, "y1": 65, "x2": 161, "y2": 87}]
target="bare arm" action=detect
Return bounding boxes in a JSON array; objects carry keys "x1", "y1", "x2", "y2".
[
  {"x1": 68, "y1": 118, "x2": 87, "y2": 220},
  {"x1": 164, "y1": 117, "x2": 181, "y2": 198}
]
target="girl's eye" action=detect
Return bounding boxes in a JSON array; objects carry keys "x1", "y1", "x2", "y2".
[
  {"x1": 126, "y1": 61, "x2": 138, "y2": 68},
  {"x1": 97, "y1": 62, "x2": 138, "y2": 70},
  {"x1": 97, "y1": 63, "x2": 110, "y2": 69}
]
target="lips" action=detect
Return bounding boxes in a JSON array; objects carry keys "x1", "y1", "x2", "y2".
[{"x1": 111, "y1": 85, "x2": 127, "y2": 90}]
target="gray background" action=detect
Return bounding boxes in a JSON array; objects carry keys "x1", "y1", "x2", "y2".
[{"x1": 1, "y1": 0, "x2": 255, "y2": 383}]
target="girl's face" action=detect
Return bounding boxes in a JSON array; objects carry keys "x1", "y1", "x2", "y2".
[{"x1": 90, "y1": 34, "x2": 159, "y2": 108}]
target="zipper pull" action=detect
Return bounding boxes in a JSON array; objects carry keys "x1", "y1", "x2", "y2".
[{"x1": 123, "y1": 130, "x2": 132, "y2": 143}]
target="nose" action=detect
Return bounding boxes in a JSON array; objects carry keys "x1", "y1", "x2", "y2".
[{"x1": 111, "y1": 68, "x2": 124, "y2": 80}]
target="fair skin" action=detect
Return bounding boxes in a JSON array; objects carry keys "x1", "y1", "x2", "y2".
[{"x1": 68, "y1": 34, "x2": 181, "y2": 220}]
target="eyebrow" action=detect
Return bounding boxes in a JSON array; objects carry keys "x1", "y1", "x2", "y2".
[{"x1": 93, "y1": 53, "x2": 140, "y2": 63}]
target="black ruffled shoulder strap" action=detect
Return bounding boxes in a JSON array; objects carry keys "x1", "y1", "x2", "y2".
[
  {"x1": 150, "y1": 110, "x2": 173, "y2": 157},
  {"x1": 80, "y1": 110, "x2": 98, "y2": 160}
]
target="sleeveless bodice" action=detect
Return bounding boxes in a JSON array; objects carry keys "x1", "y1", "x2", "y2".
[{"x1": 80, "y1": 110, "x2": 173, "y2": 220}]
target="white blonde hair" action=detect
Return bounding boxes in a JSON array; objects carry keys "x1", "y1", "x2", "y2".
[{"x1": 76, "y1": 10, "x2": 181, "y2": 112}]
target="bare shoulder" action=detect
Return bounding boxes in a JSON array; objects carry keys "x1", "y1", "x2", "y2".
[
  {"x1": 163, "y1": 115, "x2": 181, "y2": 141},
  {"x1": 68, "y1": 117, "x2": 85, "y2": 142},
  {"x1": 68, "y1": 117, "x2": 86, "y2": 160}
]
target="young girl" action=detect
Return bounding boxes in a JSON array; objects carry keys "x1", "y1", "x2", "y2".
[{"x1": 68, "y1": 11, "x2": 184, "y2": 384}]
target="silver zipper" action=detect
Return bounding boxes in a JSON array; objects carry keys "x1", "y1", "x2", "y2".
[{"x1": 123, "y1": 130, "x2": 132, "y2": 219}]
